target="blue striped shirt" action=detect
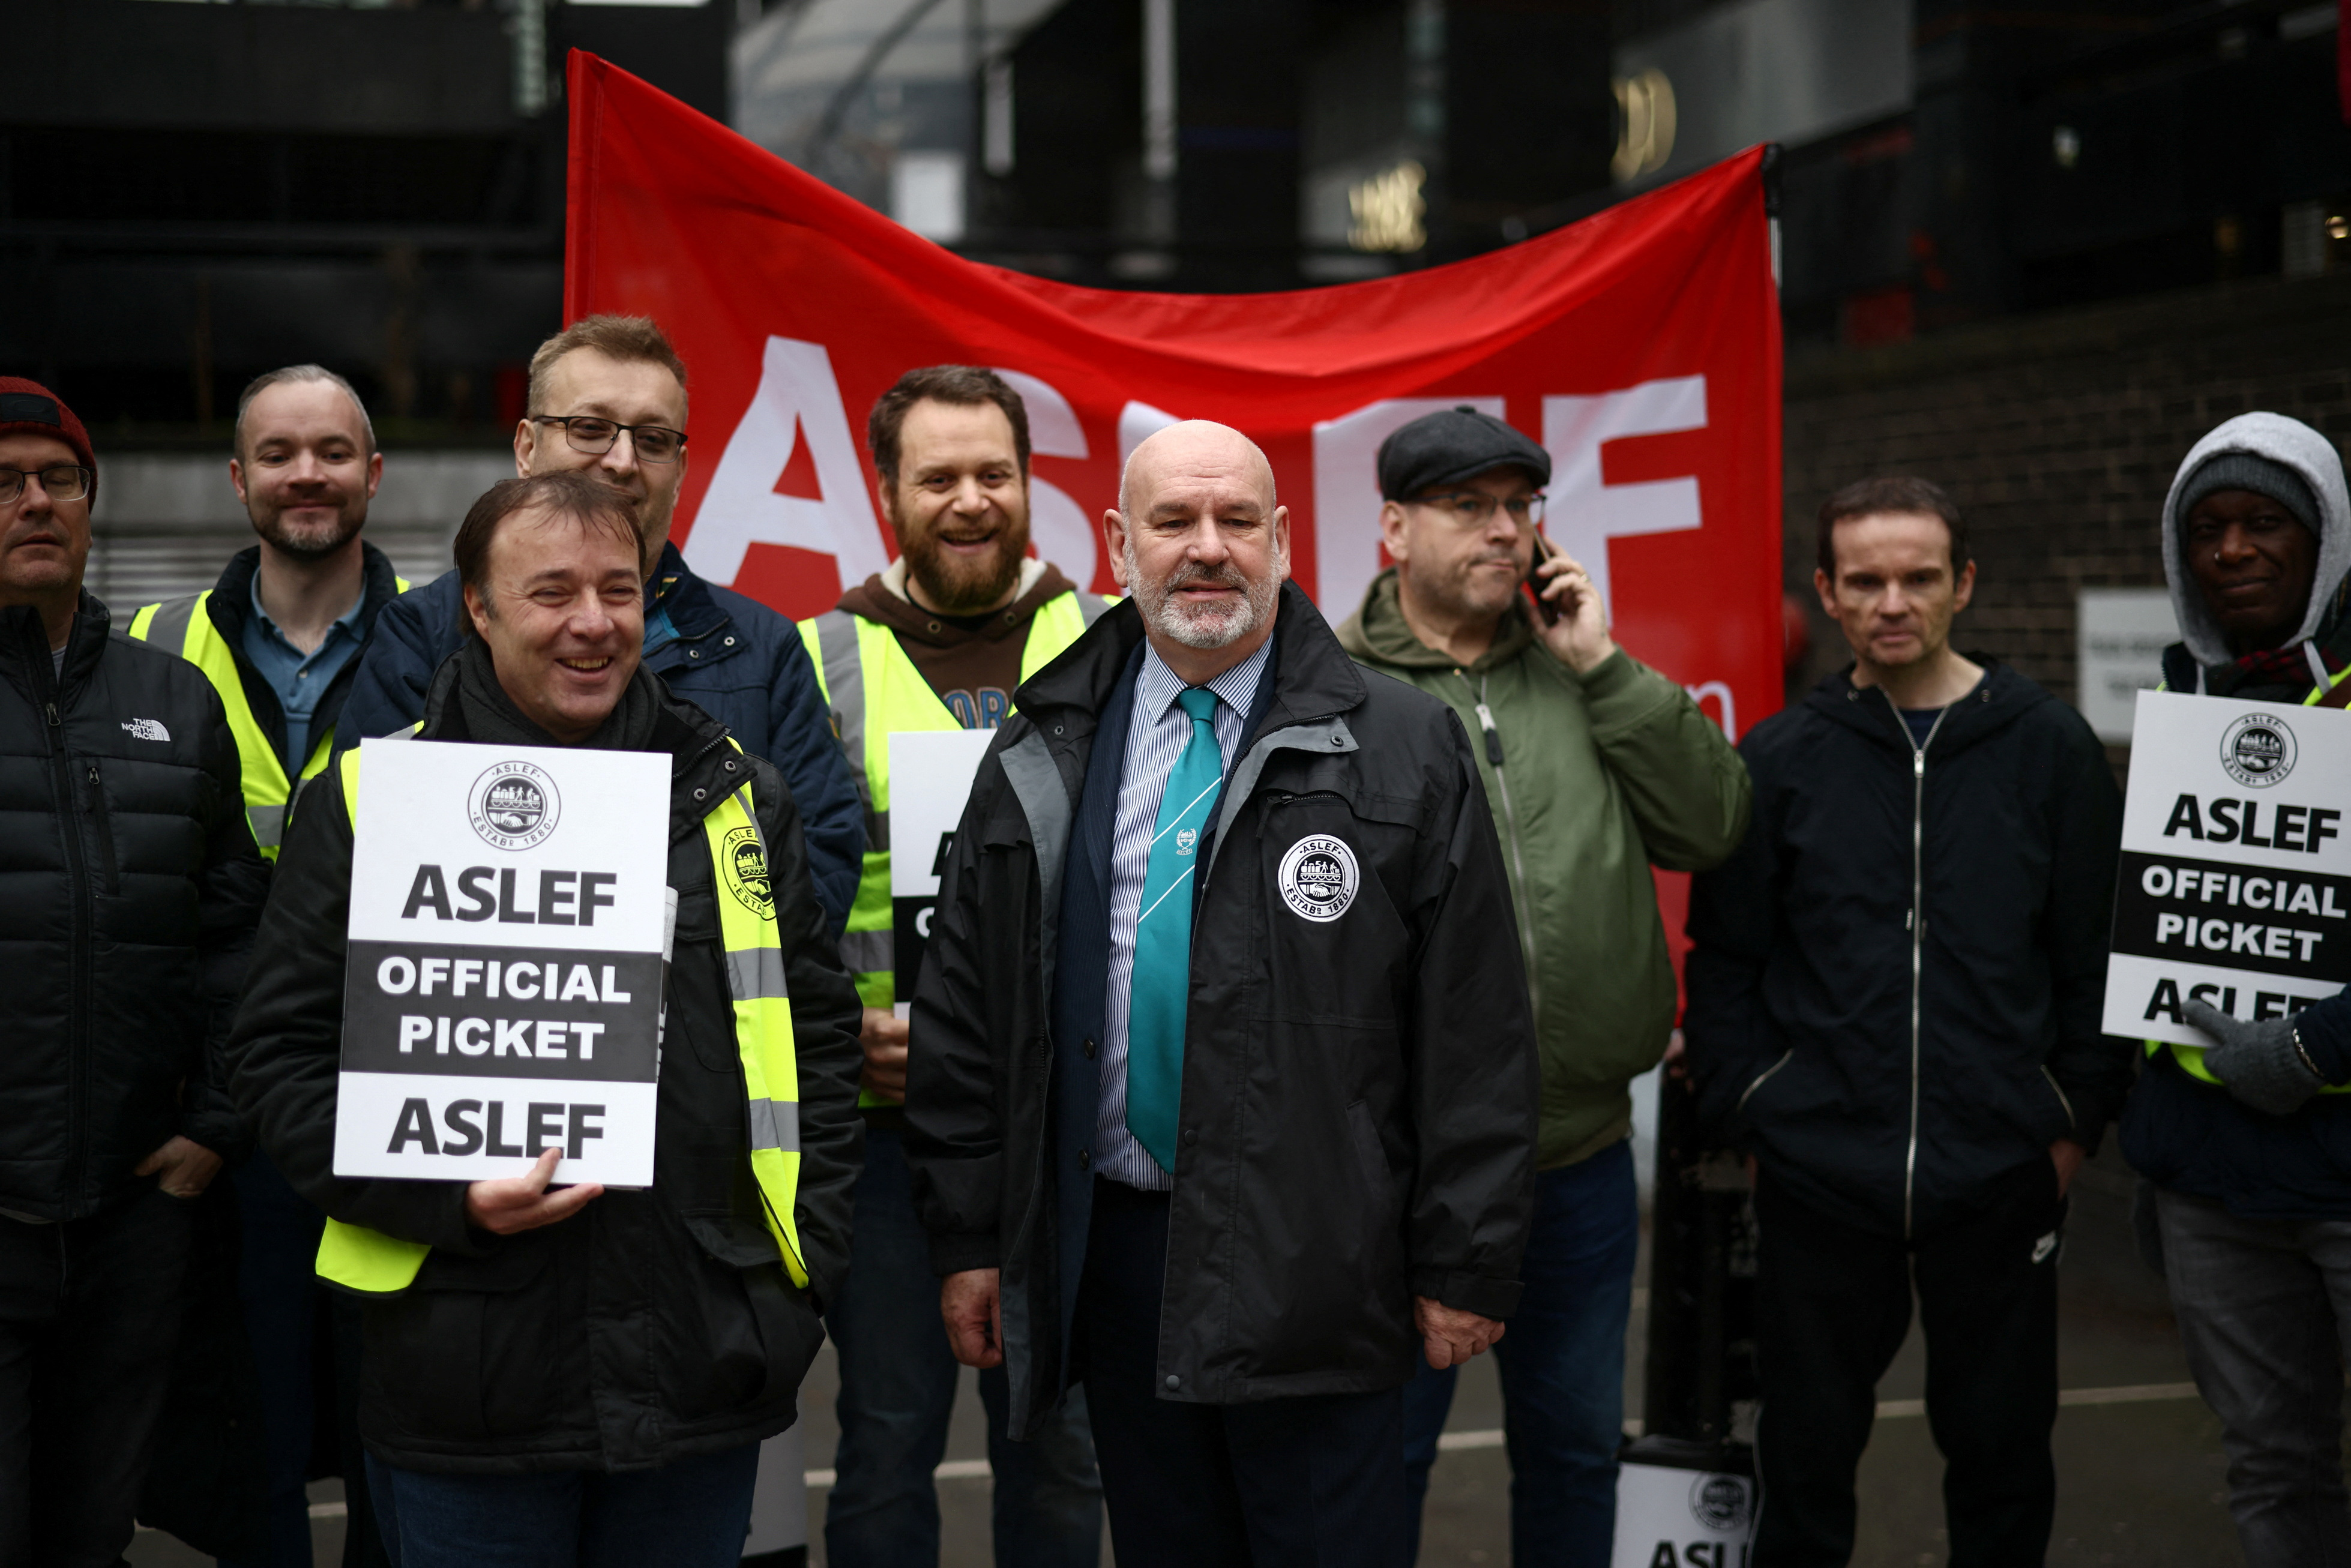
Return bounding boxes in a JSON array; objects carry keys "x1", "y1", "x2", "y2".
[{"x1": 1094, "y1": 637, "x2": 1271, "y2": 1190}]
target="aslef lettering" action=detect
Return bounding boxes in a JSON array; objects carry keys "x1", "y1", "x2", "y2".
[
  {"x1": 2163, "y1": 793, "x2": 2343, "y2": 853},
  {"x1": 2142, "y1": 978, "x2": 2330, "y2": 1025},
  {"x1": 386, "y1": 1095, "x2": 604, "y2": 1159},
  {"x1": 400, "y1": 865, "x2": 619, "y2": 926}
]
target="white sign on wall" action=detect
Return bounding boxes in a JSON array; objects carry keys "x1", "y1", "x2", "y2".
[
  {"x1": 2077, "y1": 588, "x2": 2179, "y2": 743},
  {"x1": 337, "y1": 739, "x2": 672, "y2": 1187},
  {"x1": 2101, "y1": 691, "x2": 2351, "y2": 1046}
]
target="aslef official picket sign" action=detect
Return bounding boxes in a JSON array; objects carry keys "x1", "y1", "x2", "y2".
[
  {"x1": 2103, "y1": 689, "x2": 2351, "y2": 1044},
  {"x1": 334, "y1": 737, "x2": 672, "y2": 1188},
  {"x1": 1611, "y1": 1437, "x2": 1754, "y2": 1568}
]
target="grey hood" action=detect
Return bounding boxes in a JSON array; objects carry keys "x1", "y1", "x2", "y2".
[{"x1": 2163, "y1": 411, "x2": 2351, "y2": 668}]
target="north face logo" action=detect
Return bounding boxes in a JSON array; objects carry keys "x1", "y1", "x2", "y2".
[{"x1": 121, "y1": 718, "x2": 169, "y2": 742}]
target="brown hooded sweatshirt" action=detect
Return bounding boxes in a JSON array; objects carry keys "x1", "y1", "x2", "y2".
[{"x1": 834, "y1": 557, "x2": 1081, "y2": 728}]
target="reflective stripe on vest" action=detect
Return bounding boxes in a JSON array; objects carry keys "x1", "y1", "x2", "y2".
[
  {"x1": 796, "y1": 589, "x2": 1105, "y2": 1016},
  {"x1": 128, "y1": 579, "x2": 409, "y2": 860},
  {"x1": 313, "y1": 742, "x2": 811, "y2": 1295}
]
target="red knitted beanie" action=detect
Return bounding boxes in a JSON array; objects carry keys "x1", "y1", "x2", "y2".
[{"x1": 0, "y1": 378, "x2": 96, "y2": 488}]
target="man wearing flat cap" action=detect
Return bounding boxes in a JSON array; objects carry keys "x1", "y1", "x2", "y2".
[
  {"x1": 1338, "y1": 406, "x2": 1751, "y2": 1564},
  {"x1": 2122, "y1": 412, "x2": 2351, "y2": 1563}
]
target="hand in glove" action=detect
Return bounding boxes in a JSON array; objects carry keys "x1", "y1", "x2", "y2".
[{"x1": 2184, "y1": 1000, "x2": 2325, "y2": 1117}]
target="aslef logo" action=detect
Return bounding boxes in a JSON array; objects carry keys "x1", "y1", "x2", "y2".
[
  {"x1": 1278, "y1": 835, "x2": 1359, "y2": 923},
  {"x1": 1688, "y1": 1472, "x2": 1752, "y2": 1531},
  {"x1": 121, "y1": 718, "x2": 170, "y2": 742},
  {"x1": 469, "y1": 762, "x2": 561, "y2": 851},
  {"x1": 2220, "y1": 713, "x2": 2297, "y2": 789},
  {"x1": 723, "y1": 825, "x2": 774, "y2": 919}
]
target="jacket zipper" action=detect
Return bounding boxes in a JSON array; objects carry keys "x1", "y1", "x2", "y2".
[
  {"x1": 37, "y1": 655, "x2": 95, "y2": 1209},
  {"x1": 2040, "y1": 1064, "x2": 2076, "y2": 1135},
  {"x1": 1886, "y1": 691, "x2": 1952, "y2": 1240},
  {"x1": 85, "y1": 762, "x2": 119, "y2": 897},
  {"x1": 1458, "y1": 673, "x2": 1541, "y2": 1024},
  {"x1": 1736, "y1": 1048, "x2": 1793, "y2": 1114}
]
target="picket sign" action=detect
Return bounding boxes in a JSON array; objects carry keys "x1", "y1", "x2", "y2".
[
  {"x1": 336, "y1": 738, "x2": 671, "y2": 1188},
  {"x1": 2103, "y1": 690, "x2": 2351, "y2": 1044}
]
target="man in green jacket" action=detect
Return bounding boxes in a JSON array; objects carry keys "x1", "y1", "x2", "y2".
[{"x1": 1337, "y1": 406, "x2": 1751, "y2": 1567}]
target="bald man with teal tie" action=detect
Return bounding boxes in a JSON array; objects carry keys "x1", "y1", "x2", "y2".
[{"x1": 905, "y1": 421, "x2": 1540, "y2": 1566}]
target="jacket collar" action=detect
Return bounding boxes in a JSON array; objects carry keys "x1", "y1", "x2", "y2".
[
  {"x1": 205, "y1": 541, "x2": 406, "y2": 651},
  {"x1": 1802, "y1": 656, "x2": 2047, "y2": 756},
  {"x1": 648, "y1": 541, "x2": 729, "y2": 643},
  {"x1": 0, "y1": 590, "x2": 109, "y2": 701},
  {"x1": 1016, "y1": 580, "x2": 1364, "y2": 736}
]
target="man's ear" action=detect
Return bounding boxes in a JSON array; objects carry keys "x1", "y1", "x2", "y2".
[
  {"x1": 1813, "y1": 566, "x2": 1838, "y2": 619},
  {"x1": 229, "y1": 457, "x2": 248, "y2": 508},
  {"x1": 511, "y1": 419, "x2": 535, "y2": 479},
  {"x1": 1951, "y1": 558, "x2": 1977, "y2": 615},
  {"x1": 1377, "y1": 500, "x2": 1409, "y2": 566},
  {"x1": 1271, "y1": 504, "x2": 1293, "y2": 583},
  {"x1": 1104, "y1": 509, "x2": 1131, "y2": 591},
  {"x1": 463, "y1": 580, "x2": 495, "y2": 638}
]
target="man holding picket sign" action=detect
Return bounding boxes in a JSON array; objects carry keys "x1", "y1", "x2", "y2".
[
  {"x1": 2117, "y1": 412, "x2": 2351, "y2": 1565},
  {"x1": 801, "y1": 365, "x2": 1109, "y2": 1567},
  {"x1": 229, "y1": 470, "x2": 864, "y2": 1564}
]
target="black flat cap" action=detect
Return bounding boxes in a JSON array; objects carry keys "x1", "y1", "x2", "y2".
[{"x1": 1377, "y1": 406, "x2": 1551, "y2": 501}]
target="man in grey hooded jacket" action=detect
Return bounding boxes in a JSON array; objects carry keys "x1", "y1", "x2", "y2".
[{"x1": 2122, "y1": 410, "x2": 2351, "y2": 1564}]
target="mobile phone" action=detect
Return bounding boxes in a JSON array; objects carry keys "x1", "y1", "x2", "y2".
[{"x1": 1526, "y1": 528, "x2": 1563, "y2": 627}]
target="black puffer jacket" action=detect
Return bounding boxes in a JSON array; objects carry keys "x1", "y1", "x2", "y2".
[
  {"x1": 1684, "y1": 662, "x2": 2126, "y2": 1239},
  {"x1": 906, "y1": 585, "x2": 1538, "y2": 1438},
  {"x1": 227, "y1": 648, "x2": 864, "y2": 1473},
  {"x1": 0, "y1": 595, "x2": 265, "y2": 1219}
]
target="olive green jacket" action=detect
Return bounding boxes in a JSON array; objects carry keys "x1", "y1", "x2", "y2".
[{"x1": 1338, "y1": 569, "x2": 1753, "y2": 1169}]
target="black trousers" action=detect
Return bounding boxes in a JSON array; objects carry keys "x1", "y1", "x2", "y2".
[
  {"x1": 1753, "y1": 1159, "x2": 2064, "y2": 1568},
  {"x1": 0, "y1": 1183, "x2": 198, "y2": 1568},
  {"x1": 1077, "y1": 1178, "x2": 1409, "y2": 1568}
]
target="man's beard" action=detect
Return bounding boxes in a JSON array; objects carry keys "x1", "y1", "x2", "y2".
[
  {"x1": 250, "y1": 497, "x2": 365, "y2": 562},
  {"x1": 1127, "y1": 536, "x2": 1280, "y2": 650},
  {"x1": 1428, "y1": 548, "x2": 1525, "y2": 623},
  {"x1": 904, "y1": 514, "x2": 1031, "y2": 614}
]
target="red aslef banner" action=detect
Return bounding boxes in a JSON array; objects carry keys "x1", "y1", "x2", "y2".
[{"x1": 565, "y1": 49, "x2": 1782, "y2": 748}]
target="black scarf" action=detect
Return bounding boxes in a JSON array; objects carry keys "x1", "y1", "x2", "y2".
[{"x1": 454, "y1": 635, "x2": 661, "y2": 752}]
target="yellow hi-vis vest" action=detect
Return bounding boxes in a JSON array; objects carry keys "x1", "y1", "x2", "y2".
[
  {"x1": 128, "y1": 581, "x2": 408, "y2": 860},
  {"x1": 2145, "y1": 662, "x2": 2351, "y2": 1092},
  {"x1": 311, "y1": 739, "x2": 809, "y2": 1296},
  {"x1": 797, "y1": 590, "x2": 1107, "y2": 1021}
]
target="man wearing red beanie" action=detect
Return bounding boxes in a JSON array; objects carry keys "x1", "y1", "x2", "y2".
[{"x1": 0, "y1": 377, "x2": 268, "y2": 1564}]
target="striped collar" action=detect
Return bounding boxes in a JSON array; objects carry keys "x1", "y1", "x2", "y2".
[{"x1": 1135, "y1": 634, "x2": 1272, "y2": 728}]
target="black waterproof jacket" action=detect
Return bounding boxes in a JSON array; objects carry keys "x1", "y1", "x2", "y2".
[
  {"x1": 0, "y1": 594, "x2": 266, "y2": 1219},
  {"x1": 905, "y1": 584, "x2": 1538, "y2": 1439},
  {"x1": 1684, "y1": 661, "x2": 2126, "y2": 1238},
  {"x1": 227, "y1": 652, "x2": 865, "y2": 1473}
]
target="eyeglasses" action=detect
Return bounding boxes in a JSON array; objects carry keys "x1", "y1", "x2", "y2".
[
  {"x1": 0, "y1": 464, "x2": 93, "y2": 505},
  {"x1": 530, "y1": 415, "x2": 686, "y2": 464},
  {"x1": 1410, "y1": 490, "x2": 1546, "y2": 528}
]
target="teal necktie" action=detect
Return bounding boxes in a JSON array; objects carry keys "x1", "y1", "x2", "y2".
[{"x1": 1125, "y1": 686, "x2": 1223, "y2": 1171}]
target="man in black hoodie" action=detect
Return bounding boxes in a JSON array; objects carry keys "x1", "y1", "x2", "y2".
[
  {"x1": 1685, "y1": 476, "x2": 2124, "y2": 1567},
  {"x1": 2121, "y1": 412, "x2": 2351, "y2": 1566},
  {"x1": 0, "y1": 378, "x2": 268, "y2": 1563}
]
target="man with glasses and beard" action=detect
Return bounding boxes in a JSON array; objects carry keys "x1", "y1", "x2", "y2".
[
  {"x1": 340, "y1": 316, "x2": 863, "y2": 937},
  {"x1": 905, "y1": 421, "x2": 1537, "y2": 1567},
  {"x1": 799, "y1": 365, "x2": 1109, "y2": 1568},
  {"x1": 1338, "y1": 407, "x2": 1750, "y2": 1566},
  {"x1": 129, "y1": 365, "x2": 409, "y2": 1566}
]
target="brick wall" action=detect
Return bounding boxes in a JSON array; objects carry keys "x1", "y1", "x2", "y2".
[{"x1": 1781, "y1": 267, "x2": 2351, "y2": 708}]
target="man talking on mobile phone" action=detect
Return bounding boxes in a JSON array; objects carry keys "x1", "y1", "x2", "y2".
[{"x1": 1337, "y1": 406, "x2": 1752, "y2": 1566}]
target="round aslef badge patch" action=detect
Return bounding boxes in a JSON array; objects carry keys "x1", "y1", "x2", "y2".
[
  {"x1": 1278, "y1": 834, "x2": 1358, "y2": 923},
  {"x1": 469, "y1": 761, "x2": 561, "y2": 851}
]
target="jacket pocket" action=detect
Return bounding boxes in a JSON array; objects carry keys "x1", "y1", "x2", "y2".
[
  {"x1": 84, "y1": 762, "x2": 119, "y2": 897},
  {"x1": 367, "y1": 1240, "x2": 556, "y2": 1443},
  {"x1": 662, "y1": 1210, "x2": 816, "y2": 1423},
  {"x1": 2040, "y1": 1065, "x2": 2079, "y2": 1139}
]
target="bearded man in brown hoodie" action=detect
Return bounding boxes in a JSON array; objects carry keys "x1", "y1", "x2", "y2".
[{"x1": 796, "y1": 365, "x2": 1111, "y2": 1566}]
